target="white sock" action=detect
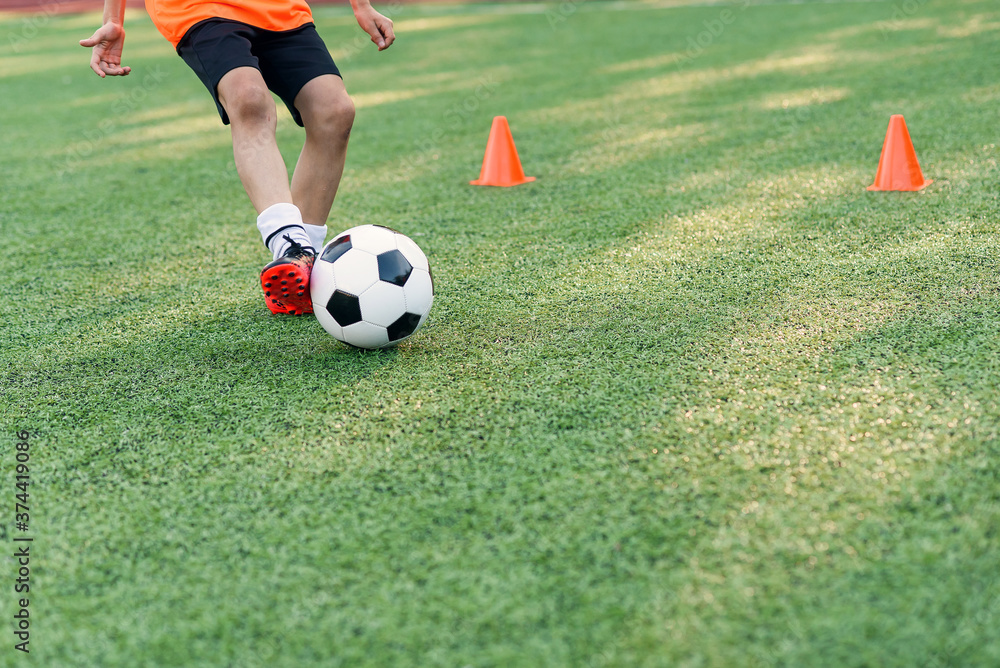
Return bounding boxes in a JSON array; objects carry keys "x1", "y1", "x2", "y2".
[
  {"x1": 256, "y1": 203, "x2": 313, "y2": 260},
  {"x1": 302, "y1": 223, "x2": 328, "y2": 253}
]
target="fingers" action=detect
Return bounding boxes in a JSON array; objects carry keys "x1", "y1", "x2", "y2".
[
  {"x1": 378, "y1": 18, "x2": 395, "y2": 50},
  {"x1": 89, "y1": 53, "x2": 106, "y2": 78},
  {"x1": 365, "y1": 21, "x2": 385, "y2": 50},
  {"x1": 100, "y1": 61, "x2": 131, "y2": 76},
  {"x1": 89, "y1": 53, "x2": 130, "y2": 77},
  {"x1": 81, "y1": 24, "x2": 129, "y2": 77},
  {"x1": 365, "y1": 17, "x2": 394, "y2": 50},
  {"x1": 80, "y1": 27, "x2": 103, "y2": 48}
]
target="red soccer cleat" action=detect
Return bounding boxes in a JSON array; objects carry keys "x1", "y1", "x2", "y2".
[{"x1": 260, "y1": 236, "x2": 316, "y2": 315}]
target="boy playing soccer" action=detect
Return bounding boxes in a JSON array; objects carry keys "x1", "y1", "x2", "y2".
[{"x1": 81, "y1": 0, "x2": 395, "y2": 315}]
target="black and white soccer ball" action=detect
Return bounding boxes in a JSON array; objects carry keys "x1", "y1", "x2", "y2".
[{"x1": 310, "y1": 225, "x2": 433, "y2": 349}]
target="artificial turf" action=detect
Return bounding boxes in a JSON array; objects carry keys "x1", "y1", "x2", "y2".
[{"x1": 1, "y1": 0, "x2": 999, "y2": 665}]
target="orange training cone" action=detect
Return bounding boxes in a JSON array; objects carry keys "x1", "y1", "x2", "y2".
[
  {"x1": 867, "y1": 114, "x2": 932, "y2": 191},
  {"x1": 470, "y1": 116, "x2": 535, "y2": 187}
]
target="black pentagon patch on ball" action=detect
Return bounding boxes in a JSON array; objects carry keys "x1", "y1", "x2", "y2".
[
  {"x1": 377, "y1": 249, "x2": 413, "y2": 287},
  {"x1": 326, "y1": 290, "x2": 362, "y2": 326},
  {"x1": 321, "y1": 236, "x2": 352, "y2": 264},
  {"x1": 387, "y1": 312, "x2": 422, "y2": 342}
]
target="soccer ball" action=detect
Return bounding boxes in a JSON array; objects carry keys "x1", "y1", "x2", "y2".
[{"x1": 310, "y1": 225, "x2": 434, "y2": 349}]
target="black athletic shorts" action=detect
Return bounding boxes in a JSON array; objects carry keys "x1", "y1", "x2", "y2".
[{"x1": 176, "y1": 19, "x2": 342, "y2": 127}]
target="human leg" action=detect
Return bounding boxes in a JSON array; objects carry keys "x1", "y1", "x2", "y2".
[
  {"x1": 217, "y1": 67, "x2": 315, "y2": 315},
  {"x1": 175, "y1": 20, "x2": 331, "y2": 314},
  {"x1": 253, "y1": 23, "x2": 344, "y2": 249},
  {"x1": 216, "y1": 66, "x2": 293, "y2": 214},
  {"x1": 289, "y1": 74, "x2": 356, "y2": 227}
]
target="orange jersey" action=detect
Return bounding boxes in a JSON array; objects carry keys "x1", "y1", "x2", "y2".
[{"x1": 146, "y1": 0, "x2": 314, "y2": 47}]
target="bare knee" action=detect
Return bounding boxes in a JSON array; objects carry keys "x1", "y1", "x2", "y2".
[
  {"x1": 220, "y1": 77, "x2": 276, "y2": 126},
  {"x1": 303, "y1": 91, "x2": 355, "y2": 143}
]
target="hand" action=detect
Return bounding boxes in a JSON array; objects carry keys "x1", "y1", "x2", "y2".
[
  {"x1": 354, "y1": 4, "x2": 395, "y2": 51},
  {"x1": 80, "y1": 22, "x2": 131, "y2": 78}
]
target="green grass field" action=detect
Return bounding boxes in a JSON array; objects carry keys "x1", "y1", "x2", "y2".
[{"x1": 2, "y1": 0, "x2": 999, "y2": 665}]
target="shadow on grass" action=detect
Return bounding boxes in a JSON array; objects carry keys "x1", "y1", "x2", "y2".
[{"x1": 1, "y1": 297, "x2": 404, "y2": 474}]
